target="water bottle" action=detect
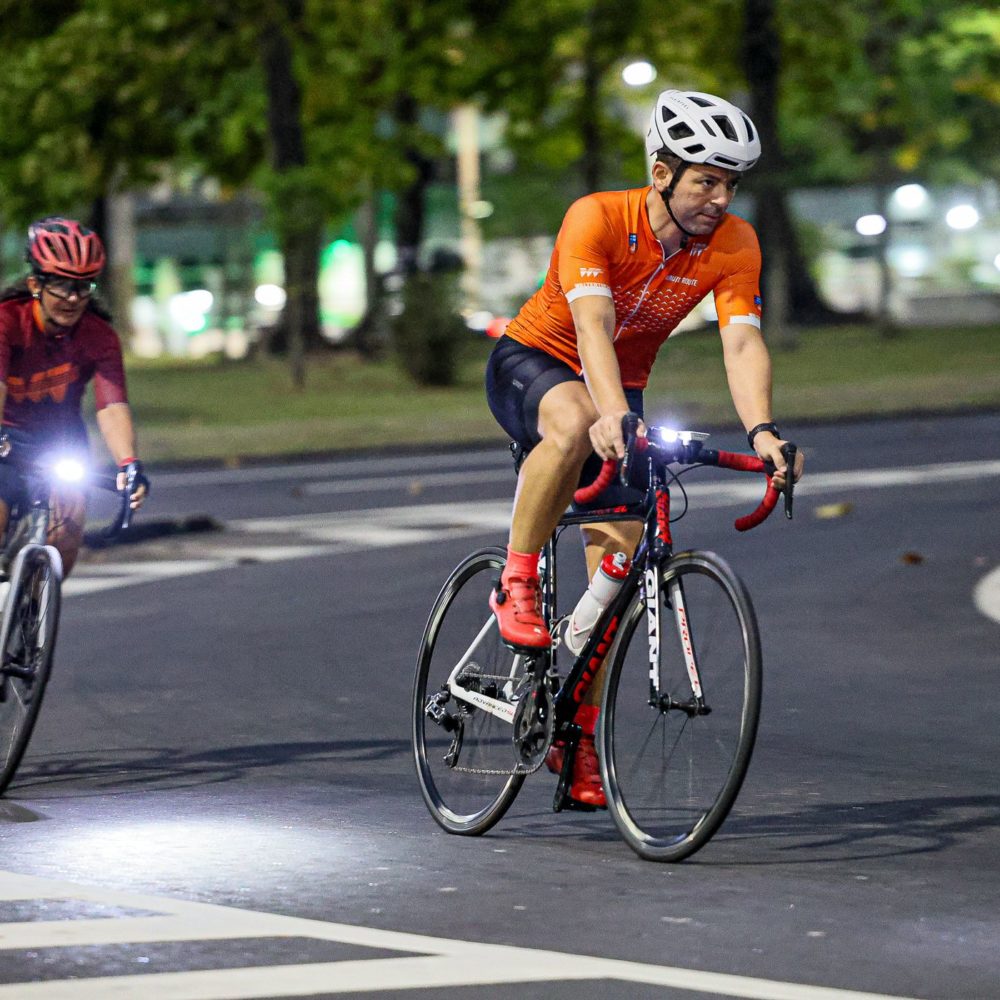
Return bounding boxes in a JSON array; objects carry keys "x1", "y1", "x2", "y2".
[{"x1": 564, "y1": 552, "x2": 631, "y2": 655}]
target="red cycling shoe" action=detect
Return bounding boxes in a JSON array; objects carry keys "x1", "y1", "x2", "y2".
[
  {"x1": 548, "y1": 735, "x2": 605, "y2": 809},
  {"x1": 489, "y1": 575, "x2": 550, "y2": 650}
]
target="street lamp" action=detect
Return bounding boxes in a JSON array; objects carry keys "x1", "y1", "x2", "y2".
[{"x1": 622, "y1": 61, "x2": 657, "y2": 87}]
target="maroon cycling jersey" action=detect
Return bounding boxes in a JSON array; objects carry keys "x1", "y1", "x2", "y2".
[{"x1": 0, "y1": 296, "x2": 127, "y2": 436}]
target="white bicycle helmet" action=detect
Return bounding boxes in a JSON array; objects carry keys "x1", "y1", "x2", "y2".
[{"x1": 645, "y1": 90, "x2": 761, "y2": 172}]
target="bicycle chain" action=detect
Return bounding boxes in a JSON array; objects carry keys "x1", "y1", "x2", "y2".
[{"x1": 446, "y1": 671, "x2": 553, "y2": 777}]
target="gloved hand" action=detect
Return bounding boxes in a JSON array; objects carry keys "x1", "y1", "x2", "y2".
[{"x1": 117, "y1": 459, "x2": 150, "y2": 509}]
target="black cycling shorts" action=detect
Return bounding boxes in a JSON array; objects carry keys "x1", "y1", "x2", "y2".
[
  {"x1": 485, "y1": 335, "x2": 644, "y2": 448},
  {"x1": 484, "y1": 335, "x2": 645, "y2": 510}
]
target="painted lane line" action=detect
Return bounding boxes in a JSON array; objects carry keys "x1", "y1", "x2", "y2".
[
  {"x1": 153, "y1": 449, "x2": 508, "y2": 490},
  {"x1": 973, "y1": 564, "x2": 1000, "y2": 625},
  {"x1": 300, "y1": 468, "x2": 515, "y2": 495},
  {"x1": 0, "y1": 871, "x2": 920, "y2": 1000},
  {"x1": 64, "y1": 549, "x2": 343, "y2": 599}
]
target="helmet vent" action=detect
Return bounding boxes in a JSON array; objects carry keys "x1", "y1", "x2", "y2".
[
  {"x1": 684, "y1": 143, "x2": 706, "y2": 155},
  {"x1": 689, "y1": 95, "x2": 714, "y2": 108},
  {"x1": 742, "y1": 114, "x2": 757, "y2": 143},
  {"x1": 713, "y1": 115, "x2": 738, "y2": 142},
  {"x1": 712, "y1": 155, "x2": 741, "y2": 167},
  {"x1": 667, "y1": 122, "x2": 695, "y2": 140}
]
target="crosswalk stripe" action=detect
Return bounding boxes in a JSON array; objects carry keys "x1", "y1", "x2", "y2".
[{"x1": 0, "y1": 871, "x2": 921, "y2": 1000}]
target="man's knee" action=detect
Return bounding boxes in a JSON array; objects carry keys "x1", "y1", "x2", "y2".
[{"x1": 538, "y1": 387, "x2": 596, "y2": 461}]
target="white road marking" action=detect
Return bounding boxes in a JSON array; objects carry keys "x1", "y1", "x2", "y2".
[
  {"x1": 300, "y1": 468, "x2": 515, "y2": 495},
  {"x1": 153, "y1": 450, "x2": 507, "y2": 490},
  {"x1": 0, "y1": 870, "x2": 919, "y2": 1000},
  {"x1": 973, "y1": 565, "x2": 1000, "y2": 626}
]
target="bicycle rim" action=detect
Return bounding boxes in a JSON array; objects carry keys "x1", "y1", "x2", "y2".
[
  {"x1": 0, "y1": 552, "x2": 60, "y2": 794},
  {"x1": 601, "y1": 551, "x2": 761, "y2": 862},
  {"x1": 412, "y1": 547, "x2": 531, "y2": 835}
]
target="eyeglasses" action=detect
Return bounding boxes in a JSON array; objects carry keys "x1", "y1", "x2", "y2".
[{"x1": 40, "y1": 277, "x2": 97, "y2": 301}]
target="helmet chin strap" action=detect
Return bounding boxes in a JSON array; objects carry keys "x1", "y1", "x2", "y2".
[{"x1": 659, "y1": 162, "x2": 697, "y2": 250}]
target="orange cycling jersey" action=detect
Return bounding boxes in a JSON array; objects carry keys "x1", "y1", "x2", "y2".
[{"x1": 505, "y1": 186, "x2": 762, "y2": 388}]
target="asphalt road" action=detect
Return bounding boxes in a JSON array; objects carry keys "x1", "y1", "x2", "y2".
[{"x1": 0, "y1": 412, "x2": 998, "y2": 999}]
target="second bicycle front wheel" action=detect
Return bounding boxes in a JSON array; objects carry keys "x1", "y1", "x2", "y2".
[
  {"x1": 0, "y1": 547, "x2": 61, "y2": 795},
  {"x1": 412, "y1": 547, "x2": 537, "y2": 836},
  {"x1": 600, "y1": 550, "x2": 761, "y2": 862}
]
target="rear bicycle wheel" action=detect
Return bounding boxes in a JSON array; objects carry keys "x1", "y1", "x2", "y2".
[
  {"x1": 601, "y1": 550, "x2": 761, "y2": 862},
  {"x1": 412, "y1": 547, "x2": 538, "y2": 835},
  {"x1": 0, "y1": 549, "x2": 61, "y2": 794}
]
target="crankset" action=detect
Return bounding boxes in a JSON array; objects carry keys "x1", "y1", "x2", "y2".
[{"x1": 511, "y1": 670, "x2": 556, "y2": 770}]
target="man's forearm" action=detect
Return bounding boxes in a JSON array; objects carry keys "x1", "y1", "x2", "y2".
[
  {"x1": 722, "y1": 327, "x2": 774, "y2": 431},
  {"x1": 578, "y1": 325, "x2": 629, "y2": 415}
]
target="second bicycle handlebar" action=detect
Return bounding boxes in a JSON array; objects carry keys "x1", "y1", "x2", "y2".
[{"x1": 573, "y1": 417, "x2": 796, "y2": 532}]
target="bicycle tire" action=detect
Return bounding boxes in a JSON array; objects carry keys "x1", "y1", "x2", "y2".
[
  {"x1": 600, "y1": 550, "x2": 761, "y2": 862},
  {"x1": 412, "y1": 546, "x2": 533, "y2": 835},
  {"x1": 0, "y1": 548, "x2": 61, "y2": 795}
]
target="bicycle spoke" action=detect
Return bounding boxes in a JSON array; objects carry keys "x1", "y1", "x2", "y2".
[{"x1": 413, "y1": 548, "x2": 535, "y2": 835}]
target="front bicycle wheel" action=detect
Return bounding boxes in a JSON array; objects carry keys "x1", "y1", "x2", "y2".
[
  {"x1": 0, "y1": 549, "x2": 61, "y2": 795},
  {"x1": 601, "y1": 550, "x2": 761, "y2": 862},
  {"x1": 413, "y1": 547, "x2": 536, "y2": 835}
]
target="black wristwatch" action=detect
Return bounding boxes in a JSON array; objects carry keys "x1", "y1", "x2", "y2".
[{"x1": 747, "y1": 422, "x2": 780, "y2": 451}]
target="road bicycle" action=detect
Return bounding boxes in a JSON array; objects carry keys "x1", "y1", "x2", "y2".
[
  {"x1": 0, "y1": 447, "x2": 135, "y2": 794},
  {"x1": 413, "y1": 415, "x2": 795, "y2": 862}
]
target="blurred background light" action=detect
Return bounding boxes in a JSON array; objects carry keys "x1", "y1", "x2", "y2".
[
  {"x1": 892, "y1": 184, "x2": 929, "y2": 212},
  {"x1": 622, "y1": 61, "x2": 657, "y2": 87},
  {"x1": 888, "y1": 245, "x2": 931, "y2": 278},
  {"x1": 255, "y1": 283, "x2": 287, "y2": 309},
  {"x1": 855, "y1": 214, "x2": 887, "y2": 236},
  {"x1": 168, "y1": 289, "x2": 213, "y2": 333},
  {"x1": 994, "y1": 253, "x2": 1000, "y2": 272},
  {"x1": 469, "y1": 200, "x2": 494, "y2": 220},
  {"x1": 945, "y1": 205, "x2": 979, "y2": 231}
]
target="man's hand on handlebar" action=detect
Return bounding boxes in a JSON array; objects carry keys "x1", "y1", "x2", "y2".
[
  {"x1": 752, "y1": 432, "x2": 804, "y2": 491},
  {"x1": 589, "y1": 410, "x2": 646, "y2": 461}
]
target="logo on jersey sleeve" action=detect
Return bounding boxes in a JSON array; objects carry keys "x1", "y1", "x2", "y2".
[{"x1": 579, "y1": 267, "x2": 603, "y2": 277}]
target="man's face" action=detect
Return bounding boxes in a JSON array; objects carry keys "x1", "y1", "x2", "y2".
[{"x1": 665, "y1": 165, "x2": 740, "y2": 235}]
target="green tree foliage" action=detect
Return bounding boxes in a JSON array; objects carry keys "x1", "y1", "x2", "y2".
[{"x1": 779, "y1": 0, "x2": 1000, "y2": 184}]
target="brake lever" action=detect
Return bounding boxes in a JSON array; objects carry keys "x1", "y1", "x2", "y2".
[
  {"x1": 619, "y1": 412, "x2": 641, "y2": 488},
  {"x1": 782, "y1": 443, "x2": 796, "y2": 519}
]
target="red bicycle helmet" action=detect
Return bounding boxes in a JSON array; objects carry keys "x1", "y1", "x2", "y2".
[{"x1": 26, "y1": 216, "x2": 106, "y2": 279}]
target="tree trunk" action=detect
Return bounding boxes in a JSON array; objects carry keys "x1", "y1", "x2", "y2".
[
  {"x1": 347, "y1": 189, "x2": 387, "y2": 358},
  {"x1": 105, "y1": 190, "x2": 137, "y2": 343},
  {"x1": 580, "y1": 21, "x2": 603, "y2": 193},
  {"x1": 743, "y1": 0, "x2": 839, "y2": 334},
  {"x1": 261, "y1": 3, "x2": 324, "y2": 385},
  {"x1": 392, "y1": 93, "x2": 435, "y2": 277}
]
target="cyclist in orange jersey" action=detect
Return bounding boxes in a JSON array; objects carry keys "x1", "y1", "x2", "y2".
[{"x1": 485, "y1": 90, "x2": 805, "y2": 807}]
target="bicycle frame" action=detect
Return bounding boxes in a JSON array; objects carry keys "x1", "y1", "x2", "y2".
[{"x1": 437, "y1": 477, "x2": 687, "y2": 735}]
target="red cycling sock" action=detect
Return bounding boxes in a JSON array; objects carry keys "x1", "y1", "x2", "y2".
[
  {"x1": 502, "y1": 546, "x2": 539, "y2": 586},
  {"x1": 574, "y1": 703, "x2": 600, "y2": 736}
]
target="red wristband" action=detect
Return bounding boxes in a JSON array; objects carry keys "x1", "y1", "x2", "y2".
[{"x1": 118, "y1": 456, "x2": 137, "y2": 467}]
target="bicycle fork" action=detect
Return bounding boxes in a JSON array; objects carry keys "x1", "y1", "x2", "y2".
[{"x1": 644, "y1": 486, "x2": 708, "y2": 718}]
